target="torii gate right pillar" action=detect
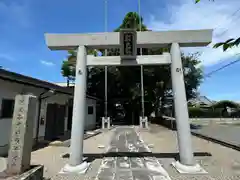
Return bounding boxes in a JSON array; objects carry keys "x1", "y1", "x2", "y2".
[{"x1": 171, "y1": 43, "x2": 194, "y2": 165}]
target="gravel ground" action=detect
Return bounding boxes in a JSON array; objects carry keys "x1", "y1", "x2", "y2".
[{"x1": 138, "y1": 124, "x2": 240, "y2": 180}]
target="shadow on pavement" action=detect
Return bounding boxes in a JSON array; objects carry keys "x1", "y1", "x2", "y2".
[
  {"x1": 31, "y1": 130, "x2": 102, "y2": 152},
  {"x1": 32, "y1": 142, "x2": 50, "y2": 152},
  {"x1": 62, "y1": 152, "x2": 212, "y2": 162}
]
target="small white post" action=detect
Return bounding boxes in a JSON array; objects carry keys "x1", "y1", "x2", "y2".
[
  {"x1": 102, "y1": 117, "x2": 110, "y2": 129},
  {"x1": 139, "y1": 116, "x2": 148, "y2": 129},
  {"x1": 107, "y1": 117, "x2": 110, "y2": 129}
]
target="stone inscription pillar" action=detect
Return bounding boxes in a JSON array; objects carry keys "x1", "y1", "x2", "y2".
[{"x1": 7, "y1": 95, "x2": 37, "y2": 175}]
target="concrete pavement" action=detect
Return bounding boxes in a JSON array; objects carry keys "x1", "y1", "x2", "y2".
[
  {"x1": 2, "y1": 124, "x2": 240, "y2": 179},
  {"x1": 192, "y1": 124, "x2": 240, "y2": 148},
  {"x1": 139, "y1": 124, "x2": 240, "y2": 180}
]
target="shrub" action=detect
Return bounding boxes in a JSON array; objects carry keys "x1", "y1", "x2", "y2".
[
  {"x1": 211, "y1": 100, "x2": 240, "y2": 109},
  {"x1": 188, "y1": 107, "x2": 223, "y2": 118}
]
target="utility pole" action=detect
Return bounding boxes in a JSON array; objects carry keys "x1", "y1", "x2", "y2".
[
  {"x1": 104, "y1": 0, "x2": 108, "y2": 118},
  {"x1": 138, "y1": 0, "x2": 145, "y2": 117}
]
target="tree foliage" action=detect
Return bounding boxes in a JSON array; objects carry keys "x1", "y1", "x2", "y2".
[
  {"x1": 211, "y1": 100, "x2": 240, "y2": 109},
  {"x1": 61, "y1": 51, "x2": 76, "y2": 87},
  {"x1": 213, "y1": 37, "x2": 240, "y2": 51},
  {"x1": 195, "y1": 0, "x2": 214, "y2": 3},
  {"x1": 61, "y1": 12, "x2": 203, "y2": 123},
  {"x1": 188, "y1": 99, "x2": 240, "y2": 118}
]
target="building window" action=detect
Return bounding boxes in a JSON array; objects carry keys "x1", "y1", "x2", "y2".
[
  {"x1": 1, "y1": 99, "x2": 15, "y2": 118},
  {"x1": 88, "y1": 106, "x2": 94, "y2": 115}
]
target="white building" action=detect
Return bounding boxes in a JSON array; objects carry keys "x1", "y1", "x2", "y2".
[{"x1": 0, "y1": 69, "x2": 97, "y2": 156}]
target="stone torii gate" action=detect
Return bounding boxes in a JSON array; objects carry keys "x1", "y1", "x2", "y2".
[{"x1": 45, "y1": 29, "x2": 213, "y2": 174}]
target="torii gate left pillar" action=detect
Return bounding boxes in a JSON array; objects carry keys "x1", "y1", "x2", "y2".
[{"x1": 45, "y1": 29, "x2": 212, "y2": 174}]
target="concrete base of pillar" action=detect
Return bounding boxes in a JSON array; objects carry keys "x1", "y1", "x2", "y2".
[
  {"x1": 59, "y1": 161, "x2": 90, "y2": 174},
  {"x1": 139, "y1": 116, "x2": 148, "y2": 129},
  {"x1": 171, "y1": 161, "x2": 207, "y2": 174},
  {"x1": 102, "y1": 117, "x2": 110, "y2": 129}
]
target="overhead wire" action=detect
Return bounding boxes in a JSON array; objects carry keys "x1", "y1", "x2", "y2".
[
  {"x1": 212, "y1": 6, "x2": 240, "y2": 39},
  {"x1": 199, "y1": 6, "x2": 240, "y2": 78},
  {"x1": 202, "y1": 5, "x2": 240, "y2": 49},
  {"x1": 204, "y1": 53, "x2": 240, "y2": 78},
  {"x1": 215, "y1": 10, "x2": 240, "y2": 38}
]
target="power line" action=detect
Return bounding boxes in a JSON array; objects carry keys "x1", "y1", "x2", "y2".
[
  {"x1": 204, "y1": 53, "x2": 240, "y2": 78},
  {"x1": 215, "y1": 11, "x2": 240, "y2": 38},
  {"x1": 204, "y1": 5, "x2": 240, "y2": 48},
  {"x1": 200, "y1": 6, "x2": 240, "y2": 73},
  {"x1": 213, "y1": 6, "x2": 240, "y2": 33},
  {"x1": 211, "y1": 6, "x2": 240, "y2": 40}
]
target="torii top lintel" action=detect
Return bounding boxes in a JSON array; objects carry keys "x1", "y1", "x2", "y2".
[{"x1": 45, "y1": 29, "x2": 213, "y2": 50}]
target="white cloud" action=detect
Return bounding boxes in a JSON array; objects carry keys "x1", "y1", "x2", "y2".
[
  {"x1": 147, "y1": 0, "x2": 240, "y2": 66},
  {"x1": 40, "y1": 60, "x2": 55, "y2": 67}
]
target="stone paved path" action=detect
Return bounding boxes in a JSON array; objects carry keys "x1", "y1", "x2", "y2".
[{"x1": 95, "y1": 127, "x2": 171, "y2": 180}]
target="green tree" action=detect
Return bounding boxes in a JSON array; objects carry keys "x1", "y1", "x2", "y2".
[
  {"x1": 211, "y1": 100, "x2": 240, "y2": 109},
  {"x1": 61, "y1": 51, "x2": 76, "y2": 87},
  {"x1": 61, "y1": 49, "x2": 98, "y2": 87},
  {"x1": 195, "y1": 0, "x2": 240, "y2": 51}
]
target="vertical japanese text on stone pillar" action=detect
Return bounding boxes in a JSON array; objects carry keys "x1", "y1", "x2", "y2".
[
  {"x1": 7, "y1": 95, "x2": 37, "y2": 175},
  {"x1": 10, "y1": 96, "x2": 25, "y2": 169}
]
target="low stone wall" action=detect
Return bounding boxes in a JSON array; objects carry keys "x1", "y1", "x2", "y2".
[
  {"x1": 152, "y1": 116, "x2": 240, "y2": 130},
  {"x1": 17, "y1": 165, "x2": 44, "y2": 180},
  {"x1": 190, "y1": 118, "x2": 240, "y2": 121},
  {"x1": 0, "y1": 165, "x2": 43, "y2": 180},
  {"x1": 161, "y1": 116, "x2": 240, "y2": 123},
  {"x1": 190, "y1": 118, "x2": 240, "y2": 126},
  {"x1": 151, "y1": 116, "x2": 177, "y2": 130}
]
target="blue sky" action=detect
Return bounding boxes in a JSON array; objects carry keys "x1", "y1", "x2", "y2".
[{"x1": 0, "y1": 0, "x2": 240, "y2": 101}]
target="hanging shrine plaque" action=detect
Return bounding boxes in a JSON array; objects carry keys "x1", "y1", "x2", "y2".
[{"x1": 120, "y1": 29, "x2": 137, "y2": 60}]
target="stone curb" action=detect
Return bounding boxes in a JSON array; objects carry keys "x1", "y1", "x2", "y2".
[
  {"x1": 191, "y1": 131, "x2": 240, "y2": 152},
  {"x1": 0, "y1": 165, "x2": 44, "y2": 180},
  {"x1": 18, "y1": 165, "x2": 44, "y2": 180}
]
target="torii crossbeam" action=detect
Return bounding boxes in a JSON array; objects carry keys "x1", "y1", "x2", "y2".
[{"x1": 45, "y1": 29, "x2": 212, "y2": 50}]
